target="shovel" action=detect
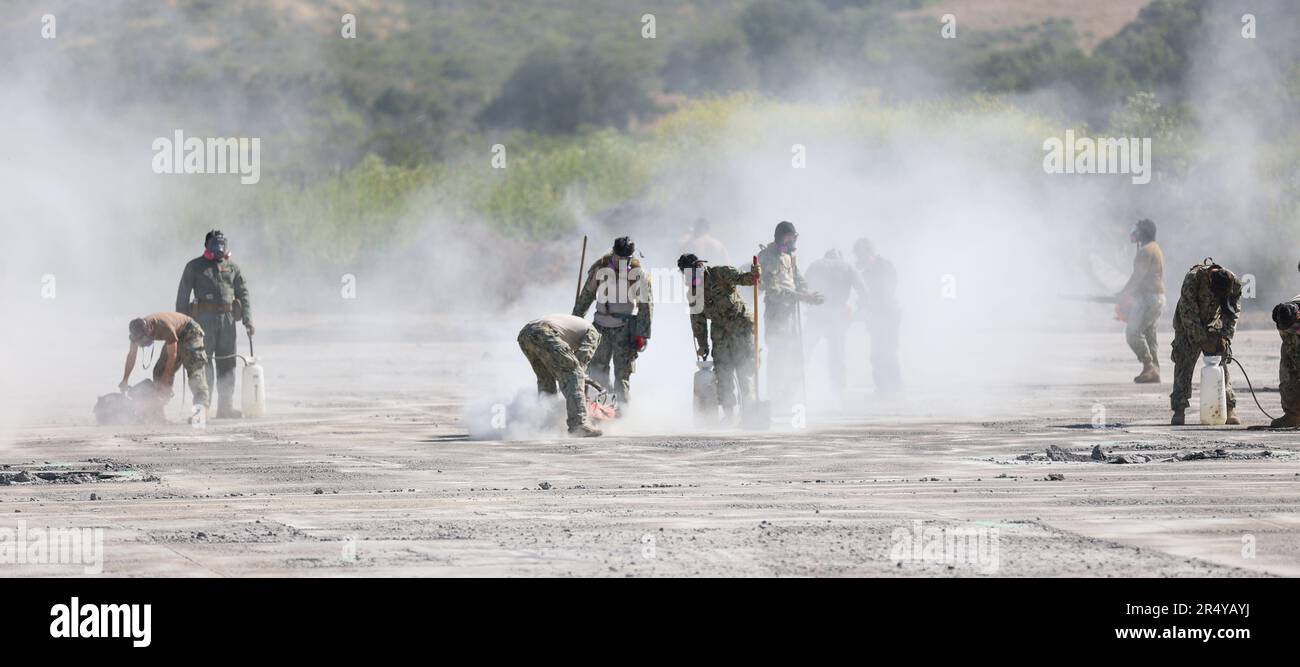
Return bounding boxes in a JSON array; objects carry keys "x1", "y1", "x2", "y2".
[{"x1": 742, "y1": 254, "x2": 771, "y2": 430}]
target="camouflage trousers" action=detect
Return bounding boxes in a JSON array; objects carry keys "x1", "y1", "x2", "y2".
[
  {"x1": 590, "y1": 322, "x2": 638, "y2": 403},
  {"x1": 1126, "y1": 293, "x2": 1165, "y2": 366},
  {"x1": 711, "y1": 320, "x2": 756, "y2": 411},
  {"x1": 518, "y1": 322, "x2": 601, "y2": 430},
  {"x1": 152, "y1": 320, "x2": 211, "y2": 407},
  {"x1": 1169, "y1": 334, "x2": 1234, "y2": 411},
  {"x1": 1280, "y1": 331, "x2": 1300, "y2": 418},
  {"x1": 196, "y1": 311, "x2": 239, "y2": 412}
]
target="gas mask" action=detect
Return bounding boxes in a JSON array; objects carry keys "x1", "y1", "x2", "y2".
[
  {"x1": 204, "y1": 234, "x2": 229, "y2": 261},
  {"x1": 613, "y1": 236, "x2": 636, "y2": 259},
  {"x1": 1273, "y1": 302, "x2": 1300, "y2": 333}
]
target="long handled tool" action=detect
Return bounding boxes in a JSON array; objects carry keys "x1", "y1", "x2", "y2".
[
  {"x1": 753, "y1": 255, "x2": 760, "y2": 377},
  {"x1": 744, "y1": 255, "x2": 771, "y2": 429},
  {"x1": 575, "y1": 235, "x2": 588, "y2": 303}
]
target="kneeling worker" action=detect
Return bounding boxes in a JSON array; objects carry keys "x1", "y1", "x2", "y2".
[
  {"x1": 518, "y1": 314, "x2": 604, "y2": 437},
  {"x1": 1170, "y1": 260, "x2": 1241, "y2": 425},
  {"x1": 120, "y1": 312, "x2": 211, "y2": 424}
]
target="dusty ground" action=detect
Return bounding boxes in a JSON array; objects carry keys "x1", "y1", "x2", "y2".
[{"x1": 1, "y1": 329, "x2": 1297, "y2": 577}]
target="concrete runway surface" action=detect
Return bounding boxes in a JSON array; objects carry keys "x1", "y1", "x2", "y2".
[{"x1": 1, "y1": 328, "x2": 1296, "y2": 577}]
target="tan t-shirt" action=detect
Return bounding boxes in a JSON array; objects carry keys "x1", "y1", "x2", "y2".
[
  {"x1": 141, "y1": 312, "x2": 194, "y2": 343},
  {"x1": 533, "y1": 314, "x2": 595, "y2": 349},
  {"x1": 1122, "y1": 241, "x2": 1165, "y2": 296}
]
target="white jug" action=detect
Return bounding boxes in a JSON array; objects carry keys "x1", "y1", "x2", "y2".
[
  {"x1": 694, "y1": 359, "x2": 717, "y2": 424},
  {"x1": 1199, "y1": 355, "x2": 1226, "y2": 425},
  {"x1": 242, "y1": 359, "x2": 266, "y2": 417}
]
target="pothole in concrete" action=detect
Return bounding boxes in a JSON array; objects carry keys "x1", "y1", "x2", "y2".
[{"x1": 0, "y1": 459, "x2": 158, "y2": 485}]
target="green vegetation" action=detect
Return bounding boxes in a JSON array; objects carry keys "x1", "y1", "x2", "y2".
[{"x1": 6, "y1": 0, "x2": 1299, "y2": 267}]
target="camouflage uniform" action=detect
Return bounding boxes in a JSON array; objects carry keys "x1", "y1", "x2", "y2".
[
  {"x1": 517, "y1": 317, "x2": 602, "y2": 431},
  {"x1": 1277, "y1": 295, "x2": 1300, "y2": 420},
  {"x1": 1169, "y1": 262, "x2": 1241, "y2": 411},
  {"x1": 149, "y1": 317, "x2": 211, "y2": 407},
  {"x1": 176, "y1": 256, "x2": 252, "y2": 414},
  {"x1": 758, "y1": 243, "x2": 811, "y2": 412},
  {"x1": 573, "y1": 252, "x2": 653, "y2": 403},
  {"x1": 688, "y1": 264, "x2": 760, "y2": 412}
]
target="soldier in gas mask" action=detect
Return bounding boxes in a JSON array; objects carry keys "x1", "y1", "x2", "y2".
[
  {"x1": 175, "y1": 230, "x2": 254, "y2": 418},
  {"x1": 1169, "y1": 260, "x2": 1242, "y2": 425},
  {"x1": 1116, "y1": 219, "x2": 1166, "y2": 383},
  {"x1": 573, "y1": 236, "x2": 653, "y2": 404},
  {"x1": 757, "y1": 221, "x2": 823, "y2": 415}
]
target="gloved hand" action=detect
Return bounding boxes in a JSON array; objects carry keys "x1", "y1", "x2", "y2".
[
  {"x1": 1200, "y1": 338, "x2": 1218, "y2": 356},
  {"x1": 632, "y1": 335, "x2": 647, "y2": 352},
  {"x1": 696, "y1": 344, "x2": 709, "y2": 359},
  {"x1": 245, "y1": 322, "x2": 256, "y2": 336}
]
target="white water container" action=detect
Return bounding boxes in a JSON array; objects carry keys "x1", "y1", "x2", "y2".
[
  {"x1": 694, "y1": 359, "x2": 717, "y2": 424},
  {"x1": 1200, "y1": 355, "x2": 1227, "y2": 425},
  {"x1": 242, "y1": 359, "x2": 266, "y2": 417}
]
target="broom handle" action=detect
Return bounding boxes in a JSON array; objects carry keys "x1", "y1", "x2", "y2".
[
  {"x1": 753, "y1": 255, "x2": 760, "y2": 372},
  {"x1": 575, "y1": 235, "x2": 588, "y2": 303}
]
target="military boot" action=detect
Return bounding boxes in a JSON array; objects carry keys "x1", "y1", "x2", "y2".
[
  {"x1": 1225, "y1": 408, "x2": 1240, "y2": 425},
  {"x1": 569, "y1": 423, "x2": 603, "y2": 437},
  {"x1": 1269, "y1": 412, "x2": 1300, "y2": 428},
  {"x1": 1134, "y1": 362, "x2": 1161, "y2": 384},
  {"x1": 1170, "y1": 408, "x2": 1185, "y2": 426}
]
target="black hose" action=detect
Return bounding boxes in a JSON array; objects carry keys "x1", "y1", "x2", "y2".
[{"x1": 1229, "y1": 356, "x2": 1276, "y2": 421}]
